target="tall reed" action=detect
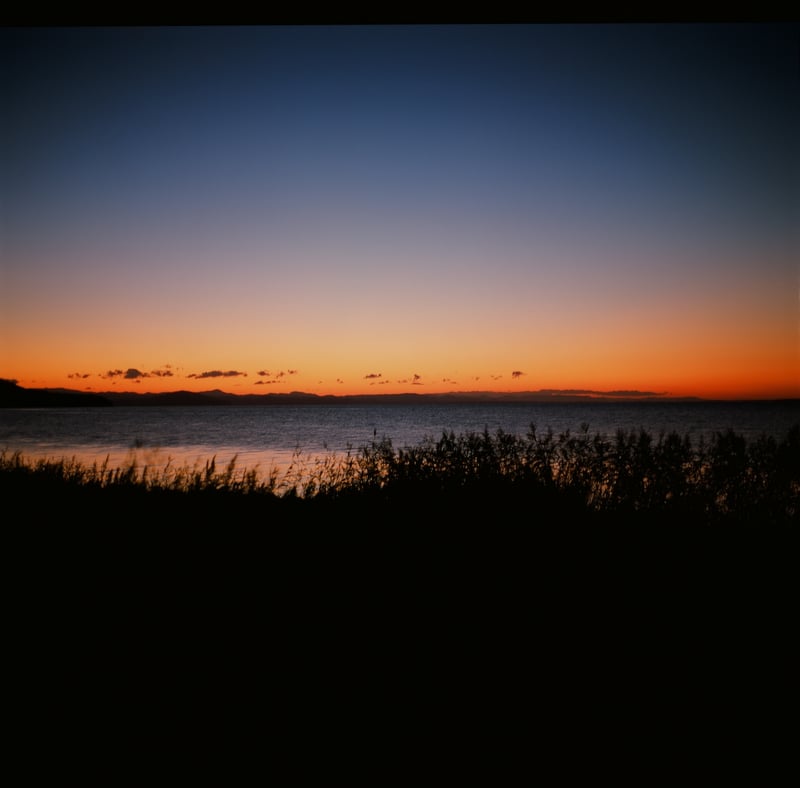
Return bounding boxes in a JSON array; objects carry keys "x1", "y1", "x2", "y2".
[{"x1": 2, "y1": 424, "x2": 798, "y2": 522}]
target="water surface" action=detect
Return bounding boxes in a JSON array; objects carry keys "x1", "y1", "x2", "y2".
[{"x1": 2, "y1": 401, "x2": 798, "y2": 478}]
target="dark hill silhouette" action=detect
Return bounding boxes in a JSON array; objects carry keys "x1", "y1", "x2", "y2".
[
  {"x1": 5, "y1": 381, "x2": 797, "y2": 407},
  {"x1": 12, "y1": 380, "x2": 778, "y2": 408},
  {"x1": 101, "y1": 389, "x2": 232, "y2": 406},
  {"x1": 0, "y1": 379, "x2": 112, "y2": 407},
  {"x1": 98, "y1": 388, "x2": 705, "y2": 406}
]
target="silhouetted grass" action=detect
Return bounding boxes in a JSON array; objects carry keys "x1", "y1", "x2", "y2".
[
  {"x1": 3, "y1": 424, "x2": 798, "y2": 525},
  {"x1": 7, "y1": 426, "x2": 797, "y2": 751}
]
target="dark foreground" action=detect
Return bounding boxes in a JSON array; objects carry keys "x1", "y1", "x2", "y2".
[{"x1": 4, "y1": 428, "x2": 798, "y2": 771}]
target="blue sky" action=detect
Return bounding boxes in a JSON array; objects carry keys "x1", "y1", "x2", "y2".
[{"x1": 2, "y1": 24, "x2": 798, "y2": 397}]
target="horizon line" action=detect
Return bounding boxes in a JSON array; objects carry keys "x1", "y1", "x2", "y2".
[{"x1": 4, "y1": 379, "x2": 800, "y2": 403}]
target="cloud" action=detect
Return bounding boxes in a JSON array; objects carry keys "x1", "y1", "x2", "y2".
[
  {"x1": 490, "y1": 374, "x2": 503, "y2": 380},
  {"x1": 442, "y1": 378, "x2": 457, "y2": 385},
  {"x1": 187, "y1": 370, "x2": 247, "y2": 379},
  {"x1": 258, "y1": 369, "x2": 296, "y2": 378},
  {"x1": 364, "y1": 373, "x2": 382, "y2": 379},
  {"x1": 98, "y1": 366, "x2": 174, "y2": 381},
  {"x1": 255, "y1": 379, "x2": 278, "y2": 385},
  {"x1": 336, "y1": 379, "x2": 344, "y2": 384},
  {"x1": 68, "y1": 372, "x2": 91, "y2": 379},
  {"x1": 511, "y1": 370, "x2": 525, "y2": 379}
]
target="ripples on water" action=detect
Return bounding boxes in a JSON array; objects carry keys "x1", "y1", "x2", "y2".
[{"x1": 2, "y1": 401, "x2": 799, "y2": 480}]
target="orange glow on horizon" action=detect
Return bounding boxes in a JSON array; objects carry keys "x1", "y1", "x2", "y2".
[
  {"x1": 3, "y1": 26, "x2": 798, "y2": 411},
  {"x1": 3, "y1": 230, "x2": 797, "y2": 403},
  {"x1": 6, "y1": 357, "x2": 798, "y2": 401}
]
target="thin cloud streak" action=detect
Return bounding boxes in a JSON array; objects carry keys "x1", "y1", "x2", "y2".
[{"x1": 187, "y1": 370, "x2": 248, "y2": 379}]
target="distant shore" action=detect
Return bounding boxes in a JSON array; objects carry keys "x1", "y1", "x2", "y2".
[{"x1": 6, "y1": 378, "x2": 793, "y2": 408}]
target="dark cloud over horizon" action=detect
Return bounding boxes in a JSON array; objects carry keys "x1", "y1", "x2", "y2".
[
  {"x1": 187, "y1": 369, "x2": 247, "y2": 379},
  {"x1": 98, "y1": 366, "x2": 173, "y2": 380},
  {"x1": 257, "y1": 369, "x2": 297, "y2": 378}
]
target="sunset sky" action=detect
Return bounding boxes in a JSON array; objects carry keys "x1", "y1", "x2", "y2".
[{"x1": 2, "y1": 24, "x2": 798, "y2": 398}]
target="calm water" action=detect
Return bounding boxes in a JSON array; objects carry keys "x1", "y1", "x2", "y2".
[{"x1": 2, "y1": 401, "x2": 799, "y2": 478}]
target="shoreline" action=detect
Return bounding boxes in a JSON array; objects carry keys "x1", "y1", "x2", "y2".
[
  {"x1": 4, "y1": 424, "x2": 798, "y2": 524},
  {"x1": 5, "y1": 379, "x2": 800, "y2": 408}
]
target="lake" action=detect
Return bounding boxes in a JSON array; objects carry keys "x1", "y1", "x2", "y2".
[{"x1": 2, "y1": 400, "x2": 798, "y2": 480}]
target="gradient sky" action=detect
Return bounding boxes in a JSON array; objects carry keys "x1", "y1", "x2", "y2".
[{"x1": 2, "y1": 24, "x2": 798, "y2": 398}]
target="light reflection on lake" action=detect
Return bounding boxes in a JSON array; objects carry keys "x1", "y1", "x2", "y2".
[{"x1": 2, "y1": 401, "x2": 798, "y2": 484}]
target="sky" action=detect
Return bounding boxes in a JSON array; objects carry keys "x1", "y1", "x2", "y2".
[{"x1": 1, "y1": 24, "x2": 798, "y2": 399}]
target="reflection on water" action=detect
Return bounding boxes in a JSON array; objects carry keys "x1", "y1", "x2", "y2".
[
  {"x1": 2, "y1": 401, "x2": 799, "y2": 483},
  {"x1": 4, "y1": 443, "x2": 326, "y2": 486}
]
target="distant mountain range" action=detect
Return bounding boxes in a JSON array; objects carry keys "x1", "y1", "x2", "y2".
[
  {"x1": 1, "y1": 379, "x2": 708, "y2": 407},
  {"x1": 0, "y1": 379, "x2": 114, "y2": 407}
]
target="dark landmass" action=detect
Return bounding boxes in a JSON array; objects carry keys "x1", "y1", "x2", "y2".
[
  {"x1": 99, "y1": 387, "x2": 710, "y2": 406},
  {"x1": 0, "y1": 379, "x2": 112, "y2": 407},
  {"x1": 2, "y1": 379, "x2": 713, "y2": 407},
  {"x1": 3, "y1": 379, "x2": 796, "y2": 415}
]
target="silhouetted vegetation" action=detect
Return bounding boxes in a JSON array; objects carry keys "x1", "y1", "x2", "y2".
[
  {"x1": 7, "y1": 425, "x2": 797, "y2": 749},
  {"x1": 3, "y1": 424, "x2": 797, "y2": 525}
]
